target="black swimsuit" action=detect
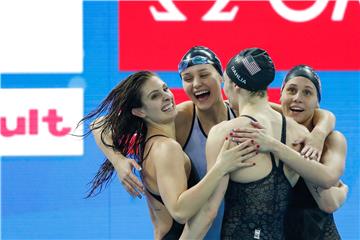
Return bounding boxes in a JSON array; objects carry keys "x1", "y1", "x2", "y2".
[
  {"x1": 221, "y1": 114, "x2": 292, "y2": 240},
  {"x1": 285, "y1": 177, "x2": 341, "y2": 240},
  {"x1": 143, "y1": 135, "x2": 199, "y2": 240}
]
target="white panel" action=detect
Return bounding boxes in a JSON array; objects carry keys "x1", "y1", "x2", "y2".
[
  {"x1": 0, "y1": 88, "x2": 84, "y2": 156},
  {"x1": 0, "y1": 0, "x2": 83, "y2": 73}
]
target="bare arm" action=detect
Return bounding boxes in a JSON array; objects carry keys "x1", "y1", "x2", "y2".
[
  {"x1": 303, "y1": 130, "x2": 347, "y2": 211},
  {"x1": 91, "y1": 117, "x2": 144, "y2": 197},
  {"x1": 181, "y1": 177, "x2": 229, "y2": 239},
  {"x1": 180, "y1": 125, "x2": 241, "y2": 238},
  {"x1": 154, "y1": 135, "x2": 256, "y2": 224},
  {"x1": 231, "y1": 123, "x2": 345, "y2": 188},
  {"x1": 270, "y1": 102, "x2": 282, "y2": 113},
  {"x1": 305, "y1": 180, "x2": 348, "y2": 213},
  {"x1": 301, "y1": 109, "x2": 336, "y2": 160}
]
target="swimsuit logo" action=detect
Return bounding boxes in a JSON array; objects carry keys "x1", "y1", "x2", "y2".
[{"x1": 254, "y1": 229, "x2": 261, "y2": 239}]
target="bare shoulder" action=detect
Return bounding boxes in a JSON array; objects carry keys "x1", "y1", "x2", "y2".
[
  {"x1": 209, "y1": 118, "x2": 249, "y2": 140},
  {"x1": 175, "y1": 101, "x2": 193, "y2": 120},
  {"x1": 175, "y1": 101, "x2": 194, "y2": 146},
  {"x1": 149, "y1": 138, "x2": 184, "y2": 165},
  {"x1": 325, "y1": 130, "x2": 347, "y2": 149}
]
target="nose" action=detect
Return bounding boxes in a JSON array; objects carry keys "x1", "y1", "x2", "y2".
[
  {"x1": 162, "y1": 90, "x2": 172, "y2": 102},
  {"x1": 293, "y1": 91, "x2": 303, "y2": 103},
  {"x1": 193, "y1": 76, "x2": 202, "y2": 89}
]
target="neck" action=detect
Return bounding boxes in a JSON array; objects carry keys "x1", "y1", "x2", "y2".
[
  {"x1": 146, "y1": 121, "x2": 176, "y2": 140},
  {"x1": 238, "y1": 96, "x2": 272, "y2": 117},
  {"x1": 196, "y1": 99, "x2": 228, "y2": 124}
]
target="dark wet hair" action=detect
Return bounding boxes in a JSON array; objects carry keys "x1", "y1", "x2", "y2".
[
  {"x1": 282, "y1": 64, "x2": 321, "y2": 102},
  {"x1": 79, "y1": 71, "x2": 156, "y2": 197}
]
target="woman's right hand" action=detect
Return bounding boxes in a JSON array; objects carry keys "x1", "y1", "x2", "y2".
[
  {"x1": 112, "y1": 157, "x2": 145, "y2": 198},
  {"x1": 230, "y1": 121, "x2": 275, "y2": 153},
  {"x1": 215, "y1": 137, "x2": 258, "y2": 174}
]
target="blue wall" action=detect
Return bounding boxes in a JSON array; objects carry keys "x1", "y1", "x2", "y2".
[{"x1": 2, "y1": 2, "x2": 359, "y2": 239}]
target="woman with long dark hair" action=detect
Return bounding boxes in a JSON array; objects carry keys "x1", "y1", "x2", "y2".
[
  {"x1": 80, "y1": 71, "x2": 257, "y2": 239},
  {"x1": 90, "y1": 46, "x2": 336, "y2": 239}
]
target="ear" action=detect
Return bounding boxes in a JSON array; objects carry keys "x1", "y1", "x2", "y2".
[
  {"x1": 233, "y1": 83, "x2": 241, "y2": 92},
  {"x1": 131, "y1": 107, "x2": 146, "y2": 118}
]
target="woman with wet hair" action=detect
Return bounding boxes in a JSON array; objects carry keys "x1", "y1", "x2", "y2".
[
  {"x1": 91, "y1": 46, "x2": 337, "y2": 239},
  {"x1": 80, "y1": 71, "x2": 257, "y2": 239}
]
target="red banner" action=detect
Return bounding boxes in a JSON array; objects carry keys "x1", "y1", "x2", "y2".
[
  {"x1": 172, "y1": 88, "x2": 281, "y2": 104},
  {"x1": 119, "y1": 0, "x2": 360, "y2": 71}
]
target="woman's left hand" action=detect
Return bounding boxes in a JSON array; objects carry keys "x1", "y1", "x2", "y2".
[
  {"x1": 296, "y1": 130, "x2": 326, "y2": 161},
  {"x1": 230, "y1": 121, "x2": 274, "y2": 153}
]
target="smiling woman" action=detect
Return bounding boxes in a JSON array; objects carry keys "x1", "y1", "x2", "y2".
[{"x1": 78, "y1": 70, "x2": 257, "y2": 239}]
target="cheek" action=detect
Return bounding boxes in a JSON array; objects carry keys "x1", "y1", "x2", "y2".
[{"x1": 182, "y1": 82, "x2": 192, "y2": 95}]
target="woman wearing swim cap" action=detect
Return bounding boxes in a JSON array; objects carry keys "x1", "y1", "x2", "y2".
[
  {"x1": 195, "y1": 47, "x2": 311, "y2": 239},
  {"x1": 80, "y1": 71, "x2": 256, "y2": 239},
  {"x1": 282, "y1": 65, "x2": 346, "y2": 239},
  {"x1": 90, "y1": 46, "x2": 336, "y2": 239},
  {"x1": 231, "y1": 64, "x2": 347, "y2": 239}
]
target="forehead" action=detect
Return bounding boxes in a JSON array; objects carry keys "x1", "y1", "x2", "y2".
[
  {"x1": 142, "y1": 76, "x2": 164, "y2": 92},
  {"x1": 285, "y1": 76, "x2": 316, "y2": 89},
  {"x1": 181, "y1": 64, "x2": 216, "y2": 76}
]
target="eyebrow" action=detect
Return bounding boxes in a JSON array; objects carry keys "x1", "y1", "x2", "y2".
[
  {"x1": 147, "y1": 84, "x2": 166, "y2": 97},
  {"x1": 287, "y1": 83, "x2": 314, "y2": 90},
  {"x1": 304, "y1": 85, "x2": 315, "y2": 90},
  {"x1": 182, "y1": 67, "x2": 210, "y2": 77}
]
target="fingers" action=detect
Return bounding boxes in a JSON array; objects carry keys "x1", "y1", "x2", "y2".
[
  {"x1": 121, "y1": 179, "x2": 142, "y2": 198},
  {"x1": 301, "y1": 145, "x2": 310, "y2": 156},
  {"x1": 250, "y1": 121, "x2": 265, "y2": 129},
  {"x1": 238, "y1": 144, "x2": 258, "y2": 159},
  {"x1": 220, "y1": 136, "x2": 231, "y2": 152},
  {"x1": 239, "y1": 149, "x2": 258, "y2": 162},
  {"x1": 231, "y1": 137, "x2": 248, "y2": 144},
  {"x1": 130, "y1": 159, "x2": 142, "y2": 171},
  {"x1": 309, "y1": 149, "x2": 319, "y2": 160},
  {"x1": 238, "y1": 160, "x2": 257, "y2": 168},
  {"x1": 127, "y1": 172, "x2": 145, "y2": 194},
  {"x1": 293, "y1": 137, "x2": 305, "y2": 145},
  {"x1": 316, "y1": 152, "x2": 322, "y2": 162},
  {"x1": 232, "y1": 139, "x2": 253, "y2": 151},
  {"x1": 232, "y1": 128, "x2": 256, "y2": 134}
]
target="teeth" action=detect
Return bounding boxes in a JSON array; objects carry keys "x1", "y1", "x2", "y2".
[
  {"x1": 194, "y1": 90, "x2": 209, "y2": 96},
  {"x1": 290, "y1": 107, "x2": 303, "y2": 112},
  {"x1": 162, "y1": 103, "x2": 173, "y2": 112}
]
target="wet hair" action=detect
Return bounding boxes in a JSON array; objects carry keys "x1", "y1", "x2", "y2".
[
  {"x1": 78, "y1": 71, "x2": 156, "y2": 197},
  {"x1": 282, "y1": 64, "x2": 321, "y2": 102}
]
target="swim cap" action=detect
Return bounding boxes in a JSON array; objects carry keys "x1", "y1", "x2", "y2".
[
  {"x1": 178, "y1": 46, "x2": 223, "y2": 76},
  {"x1": 282, "y1": 64, "x2": 321, "y2": 102},
  {"x1": 226, "y1": 48, "x2": 275, "y2": 91}
]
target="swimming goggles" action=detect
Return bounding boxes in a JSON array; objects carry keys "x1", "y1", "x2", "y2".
[{"x1": 178, "y1": 55, "x2": 214, "y2": 74}]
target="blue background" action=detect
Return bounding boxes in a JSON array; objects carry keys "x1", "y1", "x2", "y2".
[{"x1": 2, "y1": 2, "x2": 359, "y2": 239}]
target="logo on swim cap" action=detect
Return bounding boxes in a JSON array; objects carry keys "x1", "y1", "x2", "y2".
[
  {"x1": 226, "y1": 47, "x2": 275, "y2": 91},
  {"x1": 242, "y1": 56, "x2": 261, "y2": 76},
  {"x1": 231, "y1": 65, "x2": 246, "y2": 84}
]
